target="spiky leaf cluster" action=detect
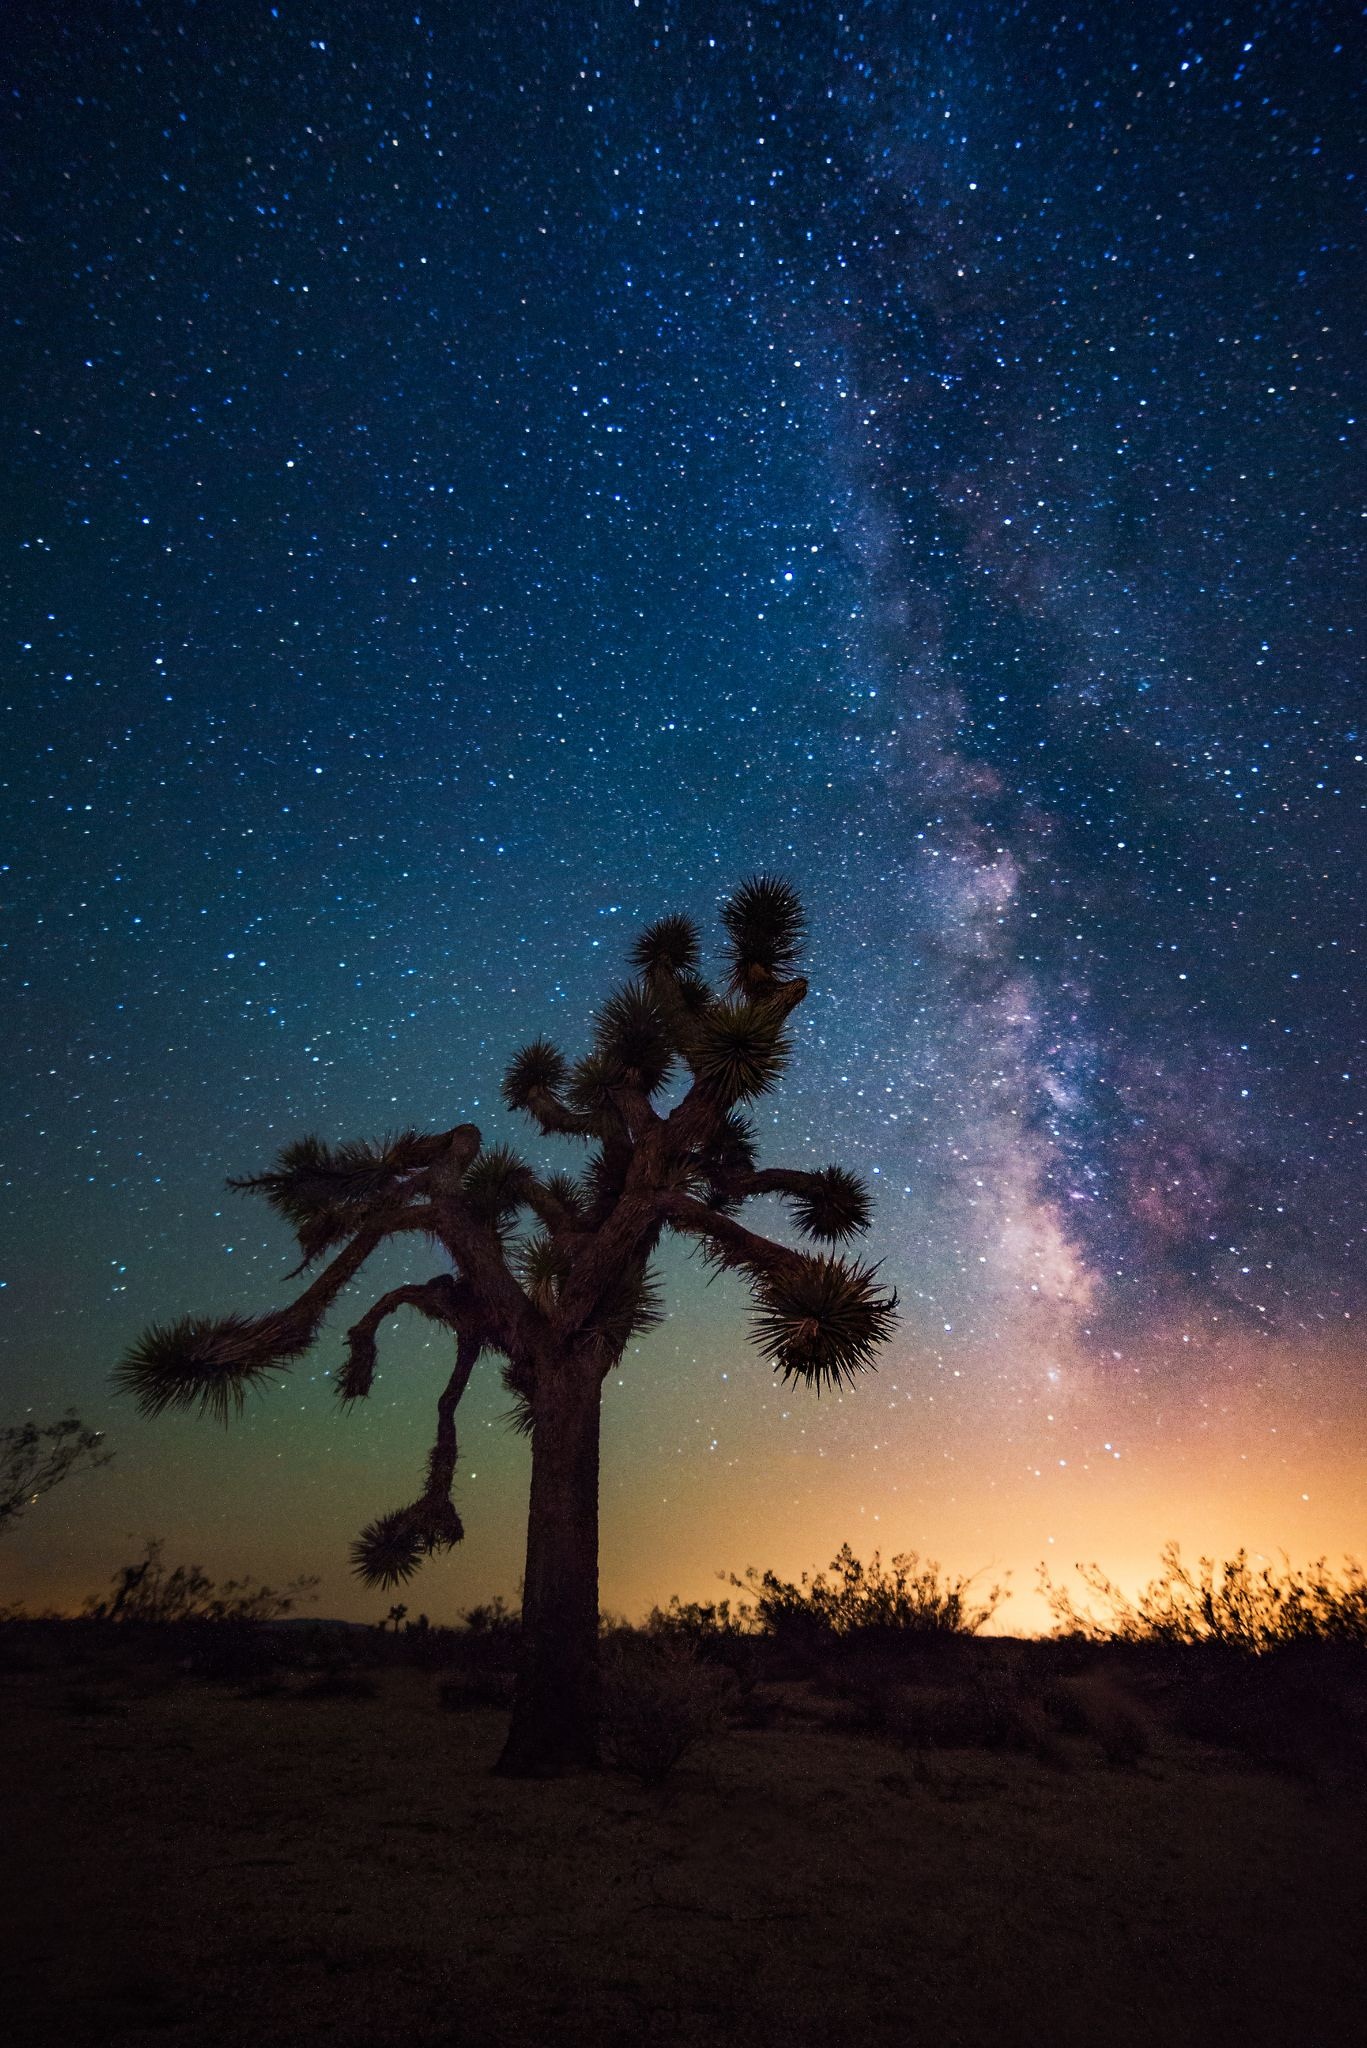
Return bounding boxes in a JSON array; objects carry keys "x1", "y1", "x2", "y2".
[
  {"x1": 584, "y1": 1262, "x2": 665, "y2": 1358},
  {"x1": 671, "y1": 969, "x2": 715, "y2": 1017},
  {"x1": 567, "y1": 1050, "x2": 622, "y2": 1121},
  {"x1": 499, "y1": 1356, "x2": 536, "y2": 1436},
  {"x1": 630, "y1": 912, "x2": 701, "y2": 978},
  {"x1": 543, "y1": 1170, "x2": 587, "y2": 1224},
  {"x1": 232, "y1": 1129, "x2": 448, "y2": 1264},
  {"x1": 787, "y1": 1166, "x2": 874, "y2": 1243},
  {"x1": 501, "y1": 1038, "x2": 569, "y2": 1113},
  {"x1": 721, "y1": 874, "x2": 806, "y2": 992},
  {"x1": 515, "y1": 1230, "x2": 572, "y2": 1310},
  {"x1": 461, "y1": 1145, "x2": 530, "y2": 1231},
  {"x1": 749, "y1": 1256, "x2": 898, "y2": 1393},
  {"x1": 695, "y1": 1110, "x2": 759, "y2": 1207},
  {"x1": 690, "y1": 998, "x2": 791, "y2": 1105},
  {"x1": 591, "y1": 981, "x2": 674, "y2": 1094},
  {"x1": 113, "y1": 1315, "x2": 290, "y2": 1424},
  {"x1": 350, "y1": 1495, "x2": 466, "y2": 1589}
]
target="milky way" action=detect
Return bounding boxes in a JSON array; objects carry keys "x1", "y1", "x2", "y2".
[{"x1": 3, "y1": 3, "x2": 1362, "y2": 1618}]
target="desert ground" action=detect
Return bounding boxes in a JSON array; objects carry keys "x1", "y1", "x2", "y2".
[{"x1": 3, "y1": 1636, "x2": 1364, "y2": 2048}]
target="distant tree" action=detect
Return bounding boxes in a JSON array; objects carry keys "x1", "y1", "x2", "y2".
[
  {"x1": 0, "y1": 1410, "x2": 111, "y2": 1535},
  {"x1": 114, "y1": 878, "x2": 897, "y2": 1774}
]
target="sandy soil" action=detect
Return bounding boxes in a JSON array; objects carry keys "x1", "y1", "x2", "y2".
[{"x1": 2, "y1": 1662, "x2": 1363, "y2": 2047}]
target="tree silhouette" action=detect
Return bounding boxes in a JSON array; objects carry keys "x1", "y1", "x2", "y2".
[
  {"x1": 0, "y1": 1410, "x2": 111, "y2": 1536},
  {"x1": 115, "y1": 879, "x2": 897, "y2": 1774}
]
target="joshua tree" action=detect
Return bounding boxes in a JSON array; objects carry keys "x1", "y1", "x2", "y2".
[{"x1": 115, "y1": 879, "x2": 897, "y2": 1774}]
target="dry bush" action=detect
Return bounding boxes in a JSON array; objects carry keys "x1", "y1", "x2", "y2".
[
  {"x1": 599, "y1": 1638, "x2": 734, "y2": 1784},
  {"x1": 732, "y1": 1543, "x2": 1009, "y2": 1658},
  {"x1": 85, "y1": 1537, "x2": 318, "y2": 1627},
  {"x1": 1041, "y1": 1542, "x2": 1367, "y2": 1651}
]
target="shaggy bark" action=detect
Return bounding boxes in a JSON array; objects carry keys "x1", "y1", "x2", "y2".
[{"x1": 496, "y1": 1359, "x2": 604, "y2": 1776}]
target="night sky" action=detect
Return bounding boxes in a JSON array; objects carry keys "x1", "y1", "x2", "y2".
[{"x1": 3, "y1": 1, "x2": 1362, "y2": 1626}]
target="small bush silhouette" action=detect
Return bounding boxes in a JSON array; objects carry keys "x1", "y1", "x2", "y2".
[
  {"x1": 84, "y1": 1538, "x2": 317, "y2": 1627},
  {"x1": 0, "y1": 1410, "x2": 111, "y2": 1536},
  {"x1": 732, "y1": 1543, "x2": 1008, "y2": 1653},
  {"x1": 599, "y1": 1639, "x2": 733, "y2": 1784},
  {"x1": 1041, "y1": 1542, "x2": 1367, "y2": 1651}
]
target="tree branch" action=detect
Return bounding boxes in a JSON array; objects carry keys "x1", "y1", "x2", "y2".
[
  {"x1": 524, "y1": 1086, "x2": 597, "y2": 1139},
  {"x1": 259, "y1": 1227, "x2": 390, "y2": 1352},
  {"x1": 657, "y1": 1192, "x2": 806, "y2": 1283},
  {"x1": 519, "y1": 1175, "x2": 581, "y2": 1237},
  {"x1": 340, "y1": 1274, "x2": 465, "y2": 1401},
  {"x1": 424, "y1": 1327, "x2": 482, "y2": 1505}
]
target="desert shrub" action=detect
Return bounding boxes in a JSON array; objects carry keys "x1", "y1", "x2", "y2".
[
  {"x1": 731, "y1": 1543, "x2": 1009, "y2": 1659},
  {"x1": 1047, "y1": 1674, "x2": 1152, "y2": 1767},
  {"x1": 644, "y1": 1597, "x2": 768, "y2": 1711},
  {"x1": 1041, "y1": 1542, "x2": 1367, "y2": 1652},
  {"x1": 0, "y1": 1615, "x2": 49, "y2": 1672},
  {"x1": 0, "y1": 1410, "x2": 111, "y2": 1536},
  {"x1": 730, "y1": 1684, "x2": 783, "y2": 1729},
  {"x1": 1008, "y1": 1694, "x2": 1072, "y2": 1769},
  {"x1": 599, "y1": 1638, "x2": 734, "y2": 1784},
  {"x1": 453, "y1": 1595, "x2": 521, "y2": 1669},
  {"x1": 644, "y1": 1594, "x2": 745, "y2": 1645},
  {"x1": 84, "y1": 1538, "x2": 317, "y2": 1627},
  {"x1": 884, "y1": 1683, "x2": 992, "y2": 1750}
]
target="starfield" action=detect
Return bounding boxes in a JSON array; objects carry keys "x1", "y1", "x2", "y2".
[{"x1": 1, "y1": 3, "x2": 1362, "y2": 2044}]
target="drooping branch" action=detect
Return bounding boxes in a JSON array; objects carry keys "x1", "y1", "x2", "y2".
[
  {"x1": 339, "y1": 1273, "x2": 465, "y2": 1402},
  {"x1": 350, "y1": 1326, "x2": 484, "y2": 1589},
  {"x1": 424, "y1": 1327, "x2": 482, "y2": 1505}
]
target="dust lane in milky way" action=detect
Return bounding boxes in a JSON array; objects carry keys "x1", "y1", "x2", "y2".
[{"x1": 2, "y1": 3, "x2": 1362, "y2": 1624}]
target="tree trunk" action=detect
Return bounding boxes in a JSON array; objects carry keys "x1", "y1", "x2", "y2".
[{"x1": 495, "y1": 1359, "x2": 604, "y2": 1777}]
